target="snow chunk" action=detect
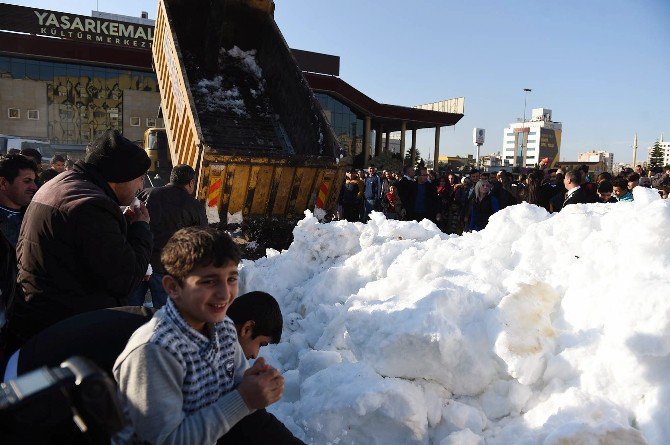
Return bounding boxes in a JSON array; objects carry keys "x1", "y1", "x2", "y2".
[
  {"x1": 196, "y1": 76, "x2": 247, "y2": 116},
  {"x1": 227, "y1": 211, "x2": 243, "y2": 224},
  {"x1": 313, "y1": 207, "x2": 326, "y2": 221},
  {"x1": 494, "y1": 281, "x2": 561, "y2": 385},
  {"x1": 227, "y1": 46, "x2": 263, "y2": 78},
  {"x1": 205, "y1": 205, "x2": 220, "y2": 224}
]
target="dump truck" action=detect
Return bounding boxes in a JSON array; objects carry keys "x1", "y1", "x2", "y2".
[{"x1": 151, "y1": 0, "x2": 347, "y2": 223}]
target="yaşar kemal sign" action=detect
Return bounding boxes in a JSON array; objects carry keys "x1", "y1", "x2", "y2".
[{"x1": 0, "y1": 4, "x2": 154, "y2": 49}]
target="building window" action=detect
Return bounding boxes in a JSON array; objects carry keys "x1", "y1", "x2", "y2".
[
  {"x1": 527, "y1": 140, "x2": 536, "y2": 144},
  {"x1": 314, "y1": 92, "x2": 364, "y2": 157},
  {"x1": 130, "y1": 117, "x2": 141, "y2": 127},
  {"x1": 27, "y1": 110, "x2": 39, "y2": 120},
  {"x1": 8, "y1": 108, "x2": 19, "y2": 119},
  {"x1": 146, "y1": 117, "x2": 156, "y2": 127}
]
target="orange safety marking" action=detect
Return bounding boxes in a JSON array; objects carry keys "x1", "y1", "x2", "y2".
[
  {"x1": 209, "y1": 178, "x2": 222, "y2": 192},
  {"x1": 316, "y1": 182, "x2": 329, "y2": 209},
  {"x1": 208, "y1": 177, "x2": 222, "y2": 207}
]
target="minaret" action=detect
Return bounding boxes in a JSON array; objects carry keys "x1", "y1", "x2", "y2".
[{"x1": 632, "y1": 133, "x2": 638, "y2": 167}]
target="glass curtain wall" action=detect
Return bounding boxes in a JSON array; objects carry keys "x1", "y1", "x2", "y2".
[
  {"x1": 515, "y1": 131, "x2": 526, "y2": 169},
  {"x1": 0, "y1": 56, "x2": 158, "y2": 145},
  {"x1": 314, "y1": 92, "x2": 363, "y2": 157}
]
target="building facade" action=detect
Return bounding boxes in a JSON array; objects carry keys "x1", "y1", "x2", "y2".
[
  {"x1": 0, "y1": 57, "x2": 161, "y2": 147},
  {"x1": 480, "y1": 153, "x2": 509, "y2": 171},
  {"x1": 501, "y1": 108, "x2": 562, "y2": 169},
  {"x1": 578, "y1": 150, "x2": 614, "y2": 172}
]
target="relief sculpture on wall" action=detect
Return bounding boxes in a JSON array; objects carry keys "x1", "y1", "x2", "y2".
[{"x1": 46, "y1": 70, "x2": 157, "y2": 144}]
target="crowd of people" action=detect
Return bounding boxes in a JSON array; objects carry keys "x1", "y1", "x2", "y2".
[
  {"x1": 338, "y1": 163, "x2": 670, "y2": 234},
  {"x1": 0, "y1": 130, "x2": 303, "y2": 444},
  {"x1": 0, "y1": 128, "x2": 668, "y2": 443}
]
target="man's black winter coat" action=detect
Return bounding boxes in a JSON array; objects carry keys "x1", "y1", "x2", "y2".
[
  {"x1": 138, "y1": 184, "x2": 207, "y2": 274},
  {"x1": 562, "y1": 187, "x2": 589, "y2": 208}
]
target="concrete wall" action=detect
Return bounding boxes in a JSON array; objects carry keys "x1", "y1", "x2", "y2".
[
  {"x1": 0, "y1": 78, "x2": 48, "y2": 139},
  {"x1": 122, "y1": 89, "x2": 162, "y2": 144}
]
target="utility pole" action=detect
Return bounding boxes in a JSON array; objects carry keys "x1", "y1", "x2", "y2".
[{"x1": 517, "y1": 88, "x2": 532, "y2": 169}]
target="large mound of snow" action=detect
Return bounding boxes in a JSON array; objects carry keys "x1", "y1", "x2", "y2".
[{"x1": 239, "y1": 187, "x2": 669, "y2": 444}]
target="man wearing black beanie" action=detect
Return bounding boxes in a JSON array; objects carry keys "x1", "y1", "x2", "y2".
[{"x1": 4, "y1": 129, "x2": 154, "y2": 354}]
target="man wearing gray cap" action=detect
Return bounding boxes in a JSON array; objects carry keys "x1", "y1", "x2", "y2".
[{"x1": 5, "y1": 130, "x2": 153, "y2": 351}]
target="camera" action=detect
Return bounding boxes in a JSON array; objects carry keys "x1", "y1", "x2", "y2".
[{"x1": 0, "y1": 356, "x2": 125, "y2": 444}]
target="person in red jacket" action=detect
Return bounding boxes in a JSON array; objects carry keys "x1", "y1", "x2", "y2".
[{"x1": 384, "y1": 184, "x2": 402, "y2": 220}]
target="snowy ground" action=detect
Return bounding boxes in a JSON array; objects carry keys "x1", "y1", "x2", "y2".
[{"x1": 238, "y1": 187, "x2": 670, "y2": 445}]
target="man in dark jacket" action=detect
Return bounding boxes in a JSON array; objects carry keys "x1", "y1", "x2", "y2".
[
  {"x1": 562, "y1": 170, "x2": 589, "y2": 208},
  {"x1": 579, "y1": 164, "x2": 598, "y2": 203},
  {"x1": 412, "y1": 167, "x2": 440, "y2": 222},
  {"x1": 0, "y1": 155, "x2": 38, "y2": 337},
  {"x1": 396, "y1": 165, "x2": 416, "y2": 220},
  {"x1": 18, "y1": 148, "x2": 44, "y2": 188},
  {"x1": 492, "y1": 170, "x2": 517, "y2": 210},
  {"x1": 39, "y1": 154, "x2": 66, "y2": 183},
  {"x1": 0, "y1": 155, "x2": 39, "y2": 247},
  {"x1": 362, "y1": 165, "x2": 382, "y2": 221},
  {"x1": 128, "y1": 165, "x2": 207, "y2": 308},
  {"x1": 5, "y1": 130, "x2": 153, "y2": 351}
]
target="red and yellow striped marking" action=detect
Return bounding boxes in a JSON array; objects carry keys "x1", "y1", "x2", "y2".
[
  {"x1": 208, "y1": 177, "x2": 222, "y2": 208},
  {"x1": 315, "y1": 182, "x2": 329, "y2": 209}
]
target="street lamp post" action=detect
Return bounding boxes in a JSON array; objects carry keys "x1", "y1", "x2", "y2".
[
  {"x1": 473, "y1": 128, "x2": 485, "y2": 169},
  {"x1": 517, "y1": 88, "x2": 532, "y2": 170}
]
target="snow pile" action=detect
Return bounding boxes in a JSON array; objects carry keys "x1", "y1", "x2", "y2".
[
  {"x1": 196, "y1": 76, "x2": 247, "y2": 115},
  {"x1": 239, "y1": 188, "x2": 670, "y2": 445}
]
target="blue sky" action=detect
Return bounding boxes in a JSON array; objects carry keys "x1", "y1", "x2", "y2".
[{"x1": 8, "y1": 0, "x2": 670, "y2": 164}]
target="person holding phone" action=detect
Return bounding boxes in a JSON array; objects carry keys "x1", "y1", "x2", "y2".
[
  {"x1": 128, "y1": 165, "x2": 207, "y2": 309},
  {"x1": 5, "y1": 130, "x2": 153, "y2": 355}
]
